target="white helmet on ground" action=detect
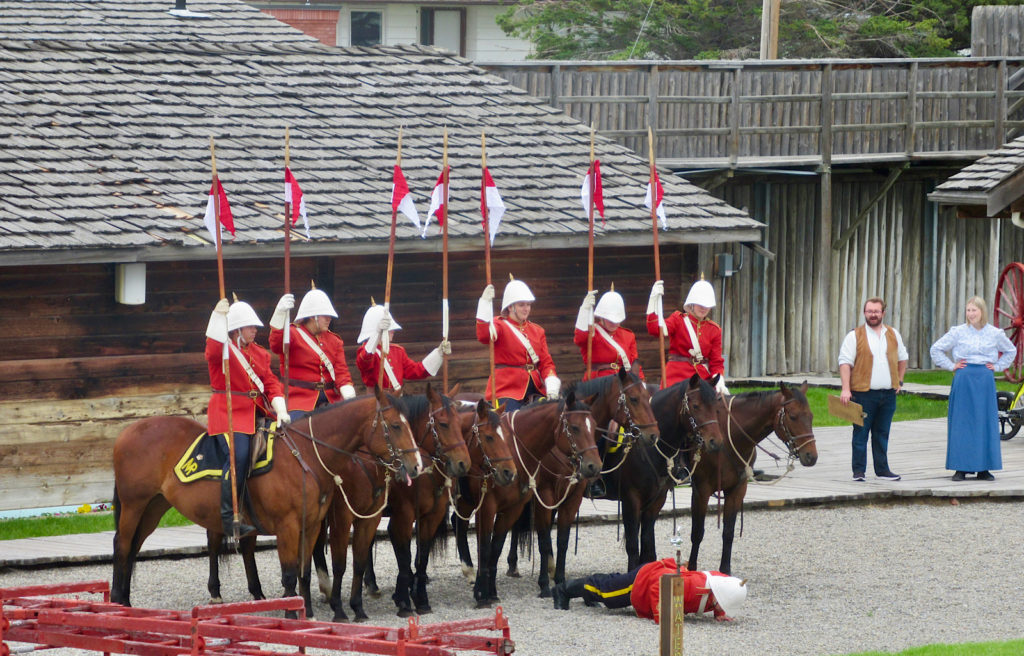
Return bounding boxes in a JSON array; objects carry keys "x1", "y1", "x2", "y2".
[
  {"x1": 684, "y1": 279, "x2": 716, "y2": 309},
  {"x1": 295, "y1": 288, "x2": 338, "y2": 321},
  {"x1": 502, "y1": 279, "x2": 536, "y2": 311},
  {"x1": 227, "y1": 301, "x2": 263, "y2": 332},
  {"x1": 357, "y1": 305, "x2": 402, "y2": 344},
  {"x1": 707, "y1": 574, "x2": 747, "y2": 617},
  {"x1": 595, "y1": 291, "x2": 626, "y2": 323}
]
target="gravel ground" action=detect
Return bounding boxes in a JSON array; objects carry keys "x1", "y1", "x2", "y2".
[{"x1": 2, "y1": 499, "x2": 1022, "y2": 656}]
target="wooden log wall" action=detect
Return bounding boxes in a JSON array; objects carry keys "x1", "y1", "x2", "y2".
[
  {"x1": 482, "y1": 59, "x2": 1024, "y2": 165},
  {"x1": 691, "y1": 170, "x2": 1024, "y2": 378},
  {"x1": 0, "y1": 244, "x2": 693, "y2": 510},
  {"x1": 972, "y1": 6, "x2": 1024, "y2": 57}
]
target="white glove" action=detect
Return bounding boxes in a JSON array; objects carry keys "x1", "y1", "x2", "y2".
[
  {"x1": 476, "y1": 290, "x2": 494, "y2": 324},
  {"x1": 582, "y1": 290, "x2": 597, "y2": 310},
  {"x1": 544, "y1": 375, "x2": 561, "y2": 400},
  {"x1": 270, "y1": 293, "x2": 295, "y2": 329},
  {"x1": 481, "y1": 284, "x2": 495, "y2": 302},
  {"x1": 439, "y1": 339, "x2": 452, "y2": 355},
  {"x1": 575, "y1": 290, "x2": 598, "y2": 332},
  {"x1": 205, "y1": 299, "x2": 230, "y2": 342},
  {"x1": 339, "y1": 384, "x2": 356, "y2": 400},
  {"x1": 646, "y1": 280, "x2": 664, "y2": 315},
  {"x1": 715, "y1": 376, "x2": 730, "y2": 396},
  {"x1": 271, "y1": 396, "x2": 290, "y2": 425},
  {"x1": 422, "y1": 347, "x2": 444, "y2": 376}
]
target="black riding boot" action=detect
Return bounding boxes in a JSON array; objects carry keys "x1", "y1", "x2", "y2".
[
  {"x1": 552, "y1": 578, "x2": 586, "y2": 610},
  {"x1": 220, "y1": 474, "x2": 255, "y2": 539}
]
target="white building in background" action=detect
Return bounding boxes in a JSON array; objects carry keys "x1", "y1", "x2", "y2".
[{"x1": 254, "y1": 0, "x2": 534, "y2": 61}]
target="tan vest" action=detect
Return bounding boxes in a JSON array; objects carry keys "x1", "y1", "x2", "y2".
[{"x1": 850, "y1": 324, "x2": 899, "y2": 392}]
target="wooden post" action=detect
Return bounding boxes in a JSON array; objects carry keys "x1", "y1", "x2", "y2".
[
  {"x1": 380, "y1": 128, "x2": 403, "y2": 390},
  {"x1": 482, "y1": 131, "x2": 497, "y2": 409},
  {"x1": 585, "y1": 124, "x2": 597, "y2": 381},
  {"x1": 647, "y1": 126, "x2": 668, "y2": 388},
  {"x1": 658, "y1": 575, "x2": 685, "y2": 655},
  {"x1": 442, "y1": 128, "x2": 450, "y2": 392},
  {"x1": 210, "y1": 136, "x2": 240, "y2": 541},
  {"x1": 282, "y1": 127, "x2": 291, "y2": 406}
]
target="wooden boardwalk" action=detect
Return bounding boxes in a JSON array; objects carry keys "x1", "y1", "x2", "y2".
[{"x1": 2, "y1": 416, "x2": 1021, "y2": 568}]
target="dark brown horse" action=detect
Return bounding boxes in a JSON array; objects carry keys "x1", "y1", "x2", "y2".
[
  {"x1": 454, "y1": 388, "x2": 601, "y2": 607},
  {"x1": 322, "y1": 386, "x2": 473, "y2": 621},
  {"x1": 688, "y1": 382, "x2": 817, "y2": 574},
  {"x1": 111, "y1": 386, "x2": 421, "y2": 617},
  {"x1": 506, "y1": 368, "x2": 660, "y2": 597},
  {"x1": 604, "y1": 374, "x2": 726, "y2": 570}
]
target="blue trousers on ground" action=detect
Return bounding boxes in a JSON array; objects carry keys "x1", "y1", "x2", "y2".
[
  {"x1": 580, "y1": 567, "x2": 642, "y2": 609},
  {"x1": 850, "y1": 388, "x2": 896, "y2": 476}
]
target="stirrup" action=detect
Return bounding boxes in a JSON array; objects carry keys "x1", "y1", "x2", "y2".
[{"x1": 585, "y1": 479, "x2": 606, "y2": 499}]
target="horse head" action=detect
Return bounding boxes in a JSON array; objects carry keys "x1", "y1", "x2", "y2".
[
  {"x1": 462, "y1": 398, "x2": 517, "y2": 487},
  {"x1": 613, "y1": 368, "x2": 660, "y2": 446},
  {"x1": 423, "y1": 383, "x2": 471, "y2": 477},
  {"x1": 368, "y1": 385, "x2": 423, "y2": 481},
  {"x1": 776, "y1": 381, "x2": 817, "y2": 467},
  {"x1": 558, "y1": 387, "x2": 602, "y2": 480},
  {"x1": 682, "y1": 374, "x2": 725, "y2": 453}
]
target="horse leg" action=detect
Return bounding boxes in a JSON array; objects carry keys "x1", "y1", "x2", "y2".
[
  {"x1": 240, "y1": 534, "x2": 265, "y2": 600},
  {"x1": 363, "y1": 540, "x2": 381, "y2": 597},
  {"x1": 639, "y1": 499, "x2": 662, "y2": 566},
  {"x1": 454, "y1": 513, "x2": 474, "y2": 580},
  {"x1": 534, "y1": 507, "x2": 554, "y2": 598},
  {"x1": 622, "y1": 493, "x2": 642, "y2": 571},
  {"x1": 206, "y1": 531, "x2": 224, "y2": 603},
  {"x1": 112, "y1": 495, "x2": 170, "y2": 607},
  {"x1": 387, "y1": 510, "x2": 416, "y2": 618},
  {"x1": 687, "y1": 484, "x2": 711, "y2": 571},
  {"x1": 505, "y1": 522, "x2": 520, "y2": 577},
  {"x1": 487, "y1": 524, "x2": 511, "y2": 604},
  {"x1": 328, "y1": 510, "x2": 351, "y2": 622},
  {"x1": 719, "y1": 485, "x2": 745, "y2": 575},
  {"x1": 312, "y1": 518, "x2": 331, "y2": 601},
  {"x1": 473, "y1": 508, "x2": 495, "y2": 607},
  {"x1": 411, "y1": 498, "x2": 448, "y2": 614},
  {"x1": 348, "y1": 520, "x2": 378, "y2": 621}
]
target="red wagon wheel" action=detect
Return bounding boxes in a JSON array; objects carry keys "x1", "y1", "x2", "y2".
[{"x1": 994, "y1": 262, "x2": 1024, "y2": 382}]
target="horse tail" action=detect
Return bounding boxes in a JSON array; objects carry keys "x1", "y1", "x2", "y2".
[
  {"x1": 427, "y1": 511, "x2": 450, "y2": 559},
  {"x1": 513, "y1": 501, "x2": 533, "y2": 557},
  {"x1": 112, "y1": 484, "x2": 121, "y2": 527}
]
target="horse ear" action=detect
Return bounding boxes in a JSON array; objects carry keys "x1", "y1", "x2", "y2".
[
  {"x1": 780, "y1": 382, "x2": 793, "y2": 398},
  {"x1": 689, "y1": 373, "x2": 701, "y2": 387},
  {"x1": 584, "y1": 392, "x2": 599, "y2": 407},
  {"x1": 800, "y1": 380, "x2": 809, "y2": 394},
  {"x1": 476, "y1": 398, "x2": 488, "y2": 417},
  {"x1": 373, "y1": 384, "x2": 385, "y2": 404},
  {"x1": 425, "y1": 382, "x2": 438, "y2": 401},
  {"x1": 496, "y1": 403, "x2": 507, "y2": 414},
  {"x1": 618, "y1": 367, "x2": 629, "y2": 382},
  {"x1": 565, "y1": 388, "x2": 575, "y2": 406},
  {"x1": 448, "y1": 382, "x2": 462, "y2": 397}
]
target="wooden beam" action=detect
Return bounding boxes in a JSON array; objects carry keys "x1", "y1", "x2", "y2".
[
  {"x1": 741, "y1": 240, "x2": 776, "y2": 261},
  {"x1": 831, "y1": 162, "x2": 910, "y2": 250}
]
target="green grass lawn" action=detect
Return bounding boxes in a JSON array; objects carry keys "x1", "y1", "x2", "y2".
[
  {"x1": 0, "y1": 508, "x2": 192, "y2": 541},
  {"x1": 847, "y1": 640, "x2": 1024, "y2": 655},
  {"x1": 731, "y1": 384, "x2": 948, "y2": 427},
  {"x1": 905, "y1": 369, "x2": 1020, "y2": 393}
]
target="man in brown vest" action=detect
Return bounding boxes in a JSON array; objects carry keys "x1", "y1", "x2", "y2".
[{"x1": 838, "y1": 297, "x2": 908, "y2": 482}]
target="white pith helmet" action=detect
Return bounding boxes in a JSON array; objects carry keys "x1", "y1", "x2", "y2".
[
  {"x1": 707, "y1": 574, "x2": 747, "y2": 617},
  {"x1": 227, "y1": 301, "x2": 263, "y2": 332},
  {"x1": 357, "y1": 304, "x2": 402, "y2": 343},
  {"x1": 595, "y1": 290, "x2": 626, "y2": 324},
  {"x1": 684, "y1": 279, "x2": 716, "y2": 309},
  {"x1": 295, "y1": 288, "x2": 338, "y2": 321},
  {"x1": 502, "y1": 279, "x2": 536, "y2": 311}
]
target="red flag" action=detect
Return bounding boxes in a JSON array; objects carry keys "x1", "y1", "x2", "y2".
[
  {"x1": 423, "y1": 167, "x2": 449, "y2": 236},
  {"x1": 481, "y1": 167, "x2": 506, "y2": 246},
  {"x1": 284, "y1": 167, "x2": 309, "y2": 238},
  {"x1": 203, "y1": 177, "x2": 235, "y2": 244},
  {"x1": 391, "y1": 164, "x2": 421, "y2": 231},
  {"x1": 644, "y1": 168, "x2": 667, "y2": 229},
  {"x1": 580, "y1": 160, "x2": 605, "y2": 225}
]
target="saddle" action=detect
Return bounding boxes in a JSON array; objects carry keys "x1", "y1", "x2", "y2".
[{"x1": 173, "y1": 422, "x2": 277, "y2": 483}]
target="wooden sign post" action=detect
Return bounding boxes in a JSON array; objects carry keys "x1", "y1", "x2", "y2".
[{"x1": 659, "y1": 574, "x2": 685, "y2": 655}]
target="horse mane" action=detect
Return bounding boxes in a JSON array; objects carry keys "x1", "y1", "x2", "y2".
[
  {"x1": 396, "y1": 394, "x2": 429, "y2": 423},
  {"x1": 572, "y1": 375, "x2": 615, "y2": 398},
  {"x1": 305, "y1": 393, "x2": 366, "y2": 417},
  {"x1": 733, "y1": 386, "x2": 809, "y2": 405}
]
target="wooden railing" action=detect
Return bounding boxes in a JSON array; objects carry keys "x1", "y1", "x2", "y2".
[{"x1": 481, "y1": 57, "x2": 1024, "y2": 168}]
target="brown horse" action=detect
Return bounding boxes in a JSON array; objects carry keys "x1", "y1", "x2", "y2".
[
  {"x1": 688, "y1": 382, "x2": 817, "y2": 574},
  {"x1": 322, "y1": 385, "x2": 473, "y2": 621},
  {"x1": 110, "y1": 386, "x2": 421, "y2": 617},
  {"x1": 506, "y1": 368, "x2": 660, "y2": 597},
  {"x1": 454, "y1": 388, "x2": 600, "y2": 607}
]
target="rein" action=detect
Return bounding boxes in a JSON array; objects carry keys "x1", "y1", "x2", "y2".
[
  {"x1": 306, "y1": 413, "x2": 393, "y2": 520},
  {"x1": 447, "y1": 417, "x2": 510, "y2": 522},
  {"x1": 508, "y1": 407, "x2": 595, "y2": 510}
]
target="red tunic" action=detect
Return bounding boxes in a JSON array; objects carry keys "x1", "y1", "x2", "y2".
[
  {"x1": 573, "y1": 326, "x2": 644, "y2": 381},
  {"x1": 646, "y1": 311, "x2": 724, "y2": 386},
  {"x1": 630, "y1": 558, "x2": 727, "y2": 623},
  {"x1": 269, "y1": 325, "x2": 353, "y2": 412},
  {"x1": 476, "y1": 317, "x2": 556, "y2": 401},
  {"x1": 205, "y1": 337, "x2": 284, "y2": 435},
  {"x1": 355, "y1": 343, "x2": 430, "y2": 391}
]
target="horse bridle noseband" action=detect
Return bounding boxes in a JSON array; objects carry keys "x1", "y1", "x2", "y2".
[
  {"x1": 370, "y1": 402, "x2": 420, "y2": 473},
  {"x1": 424, "y1": 403, "x2": 468, "y2": 471},
  {"x1": 608, "y1": 379, "x2": 658, "y2": 444},
  {"x1": 557, "y1": 409, "x2": 600, "y2": 473},
  {"x1": 470, "y1": 416, "x2": 514, "y2": 481},
  {"x1": 679, "y1": 386, "x2": 720, "y2": 450},
  {"x1": 774, "y1": 398, "x2": 816, "y2": 456}
]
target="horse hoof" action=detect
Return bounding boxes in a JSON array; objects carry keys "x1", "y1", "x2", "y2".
[
  {"x1": 396, "y1": 608, "x2": 416, "y2": 619},
  {"x1": 460, "y1": 563, "x2": 475, "y2": 583},
  {"x1": 332, "y1": 612, "x2": 349, "y2": 622},
  {"x1": 209, "y1": 596, "x2": 223, "y2": 605},
  {"x1": 368, "y1": 587, "x2": 382, "y2": 598},
  {"x1": 475, "y1": 600, "x2": 493, "y2": 609},
  {"x1": 285, "y1": 611, "x2": 298, "y2": 620},
  {"x1": 506, "y1": 567, "x2": 521, "y2": 578},
  {"x1": 488, "y1": 596, "x2": 501, "y2": 604},
  {"x1": 353, "y1": 613, "x2": 369, "y2": 623},
  {"x1": 415, "y1": 605, "x2": 432, "y2": 615},
  {"x1": 539, "y1": 589, "x2": 552, "y2": 599}
]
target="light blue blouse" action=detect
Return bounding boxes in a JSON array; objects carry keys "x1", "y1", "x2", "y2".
[{"x1": 929, "y1": 323, "x2": 1017, "y2": 371}]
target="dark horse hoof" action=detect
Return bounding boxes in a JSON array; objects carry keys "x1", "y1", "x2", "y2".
[
  {"x1": 475, "y1": 599, "x2": 493, "y2": 609},
  {"x1": 366, "y1": 585, "x2": 382, "y2": 598},
  {"x1": 332, "y1": 610, "x2": 349, "y2": 622},
  {"x1": 396, "y1": 607, "x2": 416, "y2": 618},
  {"x1": 539, "y1": 588, "x2": 552, "y2": 599},
  {"x1": 506, "y1": 567, "x2": 521, "y2": 578},
  {"x1": 352, "y1": 612, "x2": 369, "y2": 623},
  {"x1": 415, "y1": 604, "x2": 432, "y2": 615}
]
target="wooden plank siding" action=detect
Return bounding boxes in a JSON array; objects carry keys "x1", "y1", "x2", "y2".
[
  {"x1": 480, "y1": 58, "x2": 1024, "y2": 168},
  {"x1": 689, "y1": 170, "x2": 1024, "y2": 379},
  {"x1": 0, "y1": 245, "x2": 693, "y2": 510}
]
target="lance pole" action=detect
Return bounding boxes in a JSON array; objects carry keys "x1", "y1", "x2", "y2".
[
  {"x1": 211, "y1": 136, "x2": 241, "y2": 541},
  {"x1": 283, "y1": 127, "x2": 292, "y2": 406},
  {"x1": 648, "y1": 126, "x2": 667, "y2": 388},
  {"x1": 482, "y1": 131, "x2": 497, "y2": 410},
  {"x1": 441, "y1": 128, "x2": 450, "y2": 391},
  {"x1": 380, "y1": 127, "x2": 402, "y2": 390},
  {"x1": 585, "y1": 124, "x2": 597, "y2": 381}
]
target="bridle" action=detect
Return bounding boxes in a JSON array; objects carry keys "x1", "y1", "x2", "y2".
[
  {"x1": 509, "y1": 405, "x2": 598, "y2": 510},
  {"x1": 608, "y1": 379, "x2": 659, "y2": 443},
  {"x1": 448, "y1": 413, "x2": 514, "y2": 522},
  {"x1": 423, "y1": 402, "x2": 468, "y2": 473},
  {"x1": 773, "y1": 398, "x2": 816, "y2": 457},
  {"x1": 368, "y1": 401, "x2": 421, "y2": 474}
]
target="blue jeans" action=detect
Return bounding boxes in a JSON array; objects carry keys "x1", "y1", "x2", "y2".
[{"x1": 851, "y1": 389, "x2": 897, "y2": 475}]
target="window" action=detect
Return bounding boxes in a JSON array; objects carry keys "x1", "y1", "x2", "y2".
[
  {"x1": 351, "y1": 10, "x2": 381, "y2": 46},
  {"x1": 419, "y1": 8, "x2": 464, "y2": 56}
]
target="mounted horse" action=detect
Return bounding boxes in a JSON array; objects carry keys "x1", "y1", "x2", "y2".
[
  {"x1": 506, "y1": 368, "x2": 660, "y2": 596},
  {"x1": 110, "y1": 386, "x2": 421, "y2": 618},
  {"x1": 454, "y1": 388, "x2": 600, "y2": 607},
  {"x1": 604, "y1": 374, "x2": 725, "y2": 570},
  {"x1": 688, "y1": 382, "x2": 817, "y2": 574}
]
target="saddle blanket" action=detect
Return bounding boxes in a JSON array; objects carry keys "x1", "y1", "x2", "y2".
[{"x1": 173, "y1": 427, "x2": 276, "y2": 483}]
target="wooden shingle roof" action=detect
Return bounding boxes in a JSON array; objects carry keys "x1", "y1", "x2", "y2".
[
  {"x1": 0, "y1": 0, "x2": 761, "y2": 265},
  {"x1": 929, "y1": 136, "x2": 1024, "y2": 217}
]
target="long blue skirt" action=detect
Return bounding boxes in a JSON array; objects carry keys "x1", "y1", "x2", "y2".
[{"x1": 946, "y1": 364, "x2": 1001, "y2": 472}]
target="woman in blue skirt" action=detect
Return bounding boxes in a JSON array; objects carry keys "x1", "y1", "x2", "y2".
[{"x1": 930, "y1": 296, "x2": 1017, "y2": 481}]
